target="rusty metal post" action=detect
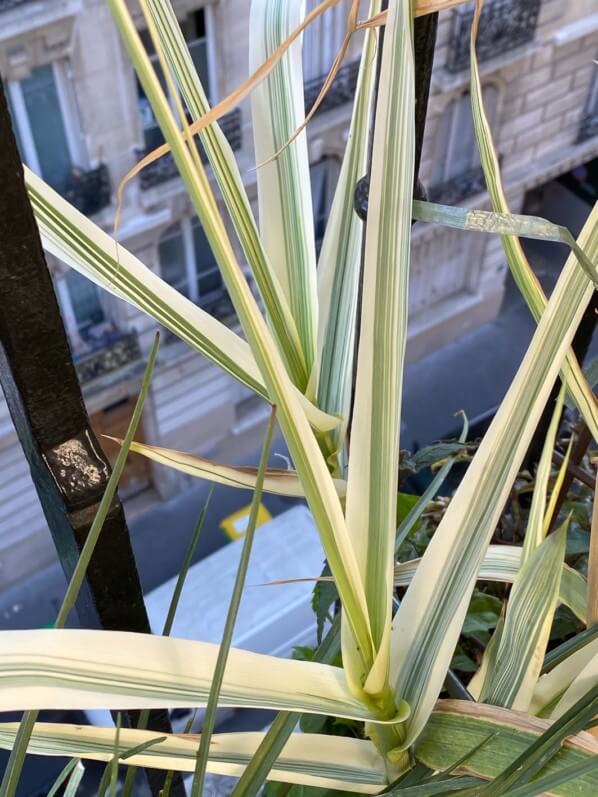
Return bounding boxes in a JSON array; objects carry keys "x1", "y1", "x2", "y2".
[{"x1": 0, "y1": 80, "x2": 183, "y2": 797}]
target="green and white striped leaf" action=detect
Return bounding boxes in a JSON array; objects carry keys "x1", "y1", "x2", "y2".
[
  {"x1": 26, "y1": 170, "x2": 337, "y2": 435},
  {"x1": 343, "y1": 0, "x2": 415, "y2": 703},
  {"x1": 469, "y1": 0, "x2": 598, "y2": 442},
  {"x1": 477, "y1": 521, "x2": 568, "y2": 711},
  {"x1": 0, "y1": 629, "x2": 409, "y2": 724},
  {"x1": 389, "y1": 203, "x2": 598, "y2": 748},
  {"x1": 143, "y1": 0, "x2": 308, "y2": 390},
  {"x1": 250, "y1": 0, "x2": 318, "y2": 382},
  {"x1": 531, "y1": 635, "x2": 598, "y2": 718},
  {"x1": 108, "y1": 437, "x2": 347, "y2": 497},
  {"x1": 108, "y1": 0, "x2": 374, "y2": 673},
  {"x1": 0, "y1": 724, "x2": 387, "y2": 794},
  {"x1": 316, "y1": 0, "x2": 381, "y2": 443},
  {"x1": 26, "y1": 168, "x2": 265, "y2": 399},
  {"x1": 394, "y1": 545, "x2": 587, "y2": 624},
  {"x1": 416, "y1": 700, "x2": 598, "y2": 796}
]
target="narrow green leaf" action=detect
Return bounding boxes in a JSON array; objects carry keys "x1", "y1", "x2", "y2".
[
  {"x1": 230, "y1": 616, "x2": 341, "y2": 797},
  {"x1": 0, "y1": 335, "x2": 160, "y2": 797},
  {"x1": 412, "y1": 201, "x2": 597, "y2": 285},
  {"x1": 63, "y1": 761, "x2": 85, "y2": 797},
  {"x1": 395, "y1": 413, "x2": 469, "y2": 555},
  {"x1": 503, "y1": 758, "x2": 598, "y2": 797},
  {"x1": 121, "y1": 490, "x2": 212, "y2": 797},
  {"x1": 47, "y1": 758, "x2": 82, "y2": 797},
  {"x1": 476, "y1": 683, "x2": 598, "y2": 796},
  {"x1": 191, "y1": 409, "x2": 277, "y2": 797}
]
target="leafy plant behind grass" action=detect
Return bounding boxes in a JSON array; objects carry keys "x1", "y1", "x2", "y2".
[{"x1": 2, "y1": 0, "x2": 598, "y2": 795}]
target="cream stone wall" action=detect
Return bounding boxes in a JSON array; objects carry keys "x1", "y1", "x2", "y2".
[{"x1": 0, "y1": 0, "x2": 597, "y2": 587}]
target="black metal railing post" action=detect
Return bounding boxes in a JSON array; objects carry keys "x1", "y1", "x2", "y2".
[{"x1": 0, "y1": 81, "x2": 184, "y2": 797}]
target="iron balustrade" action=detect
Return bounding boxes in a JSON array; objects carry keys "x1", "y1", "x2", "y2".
[
  {"x1": 0, "y1": 0, "x2": 37, "y2": 9},
  {"x1": 304, "y1": 59, "x2": 360, "y2": 116},
  {"x1": 428, "y1": 163, "x2": 487, "y2": 205},
  {"x1": 64, "y1": 162, "x2": 111, "y2": 216},
  {"x1": 136, "y1": 107, "x2": 242, "y2": 189},
  {"x1": 578, "y1": 112, "x2": 598, "y2": 143},
  {"x1": 446, "y1": 0, "x2": 542, "y2": 74},
  {"x1": 75, "y1": 331, "x2": 142, "y2": 385},
  {"x1": 577, "y1": 73, "x2": 598, "y2": 143}
]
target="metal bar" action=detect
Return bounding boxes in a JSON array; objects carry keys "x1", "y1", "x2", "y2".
[{"x1": 0, "y1": 81, "x2": 183, "y2": 797}]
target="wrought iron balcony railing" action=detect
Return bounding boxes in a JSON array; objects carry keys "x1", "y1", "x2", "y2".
[
  {"x1": 446, "y1": 0, "x2": 542, "y2": 74},
  {"x1": 428, "y1": 164, "x2": 487, "y2": 205},
  {"x1": 0, "y1": 0, "x2": 36, "y2": 10},
  {"x1": 304, "y1": 59, "x2": 360, "y2": 116},
  {"x1": 63, "y1": 163, "x2": 111, "y2": 216},
  {"x1": 577, "y1": 75, "x2": 598, "y2": 143},
  {"x1": 136, "y1": 108, "x2": 242, "y2": 190},
  {"x1": 75, "y1": 331, "x2": 142, "y2": 385},
  {"x1": 578, "y1": 112, "x2": 598, "y2": 144}
]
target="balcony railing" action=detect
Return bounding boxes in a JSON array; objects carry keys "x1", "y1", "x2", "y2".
[
  {"x1": 136, "y1": 108, "x2": 242, "y2": 190},
  {"x1": 75, "y1": 331, "x2": 141, "y2": 385},
  {"x1": 304, "y1": 59, "x2": 360, "y2": 116},
  {"x1": 578, "y1": 112, "x2": 598, "y2": 144},
  {"x1": 63, "y1": 163, "x2": 111, "y2": 216},
  {"x1": 428, "y1": 164, "x2": 487, "y2": 205},
  {"x1": 446, "y1": 0, "x2": 542, "y2": 74},
  {"x1": 0, "y1": 0, "x2": 36, "y2": 9}
]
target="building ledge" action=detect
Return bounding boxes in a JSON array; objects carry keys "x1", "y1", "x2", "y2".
[
  {"x1": 0, "y1": 0, "x2": 81, "y2": 44},
  {"x1": 551, "y1": 13, "x2": 598, "y2": 46}
]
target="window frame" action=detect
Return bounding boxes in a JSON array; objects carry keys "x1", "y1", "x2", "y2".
[
  {"x1": 137, "y1": 7, "x2": 213, "y2": 149},
  {"x1": 6, "y1": 60, "x2": 87, "y2": 179},
  {"x1": 158, "y1": 217, "x2": 228, "y2": 314}
]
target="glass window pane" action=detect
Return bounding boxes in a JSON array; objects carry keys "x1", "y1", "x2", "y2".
[
  {"x1": 188, "y1": 39, "x2": 210, "y2": 98},
  {"x1": 66, "y1": 271, "x2": 105, "y2": 336},
  {"x1": 198, "y1": 270, "x2": 223, "y2": 297},
  {"x1": 138, "y1": 9, "x2": 209, "y2": 143},
  {"x1": 159, "y1": 225, "x2": 190, "y2": 297},
  {"x1": 21, "y1": 65, "x2": 72, "y2": 192},
  {"x1": 192, "y1": 220, "x2": 223, "y2": 304},
  {"x1": 447, "y1": 93, "x2": 474, "y2": 180},
  {"x1": 311, "y1": 158, "x2": 340, "y2": 253}
]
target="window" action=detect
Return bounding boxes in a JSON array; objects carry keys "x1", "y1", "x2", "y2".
[
  {"x1": 55, "y1": 271, "x2": 108, "y2": 356},
  {"x1": 137, "y1": 10, "x2": 211, "y2": 150},
  {"x1": 310, "y1": 157, "x2": 340, "y2": 253},
  {"x1": 158, "y1": 218, "x2": 229, "y2": 316},
  {"x1": 303, "y1": 0, "x2": 352, "y2": 82},
  {"x1": 429, "y1": 86, "x2": 498, "y2": 202},
  {"x1": 6, "y1": 62, "x2": 85, "y2": 193}
]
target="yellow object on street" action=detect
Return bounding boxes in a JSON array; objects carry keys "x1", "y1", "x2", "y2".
[{"x1": 219, "y1": 502, "x2": 272, "y2": 540}]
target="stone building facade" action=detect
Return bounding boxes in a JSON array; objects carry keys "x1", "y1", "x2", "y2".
[{"x1": 0, "y1": 0, "x2": 597, "y2": 587}]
